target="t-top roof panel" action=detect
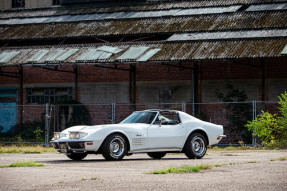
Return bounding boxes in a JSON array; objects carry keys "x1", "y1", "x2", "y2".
[
  {"x1": 56, "y1": 49, "x2": 79, "y2": 61},
  {"x1": 28, "y1": 50, "x2": 49, "y2": 62},
  {"x1": 0, "y1": 51, "x2": 20, "y2": 63},
  {"x1": 117, "y1": 46, "x2": 150, "y2": 60},
  {"x1": 137, "y1": 49, "x2": 161, "y2": 61}
]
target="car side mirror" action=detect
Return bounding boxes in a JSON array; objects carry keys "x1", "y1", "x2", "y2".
[{"x1": 154, "y1": 120, "x2": 162, "y2": 126}]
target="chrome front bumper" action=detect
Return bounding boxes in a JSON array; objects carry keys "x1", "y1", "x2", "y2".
[{"x1": 51, "y1": 140, "x2": 92, "y2": 153}]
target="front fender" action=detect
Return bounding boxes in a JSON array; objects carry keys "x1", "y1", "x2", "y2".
[{"x1": 88, "y1": 129, "x2": 132, "y2": 152}]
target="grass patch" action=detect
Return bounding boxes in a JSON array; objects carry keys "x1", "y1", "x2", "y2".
[
  {"x1": 0, "y1": 145, "x2": 56, "y2": 154},
  {"x1": 0, "y1": 160, "x2": 44, "y2": 168},
  {"x1": 270, "y1": 157, "x2": 287, "y2": 161},
  {"x1": 247, "y1": 161, "x2": 257, "y2": 163},
  {"x1": 214, "y1": 164, "x2": 224, "y2": 167},
  {"x1": 152, "y1": 164, "x2": 212, "y2": 174}
]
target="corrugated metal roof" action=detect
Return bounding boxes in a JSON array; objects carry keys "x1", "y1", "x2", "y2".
[
  {"x1": 1, "y1": 0, "x2": 286, "y2": 19},
  {"x1": 97, "y1": 46, "x2": 123, "y2": 54},
  {"x1": 76, "y1": 49, "x2": 99, "y2": 60},
  {"x1": 0, "y1": 51, "x2": 20, "y2": 63},
  {"x1": 246, "y1": 3, "x2": 287, "y2": 11},
  {"x1": 0, "y1": 11, "x2": 286, "y2": 40},
  {"x1": 76, "y1": 46, "x2": 123, "y2": 61},
  {"x1": 0, "y1": 39, "x2": 286, "y2": 66},
  {"x1": 137, "y1": 49, "x2": 161, "y2": 61},
  {"x1": 281, "y1": 45, "x2": 287, "y2": 55},
  {"x1": 117, "y1": 47, "x2": 150, "y2": 60},
  {"x1": 1, "y1": 3, "x2": 287, "y2": 26},
  {"x1": 45, "y1": 49, "x2": 66, "y2": 61},
  {"x1": 167, "y1": 29, "x2": 287, "y2": 41},
  {"x1": 56, "y1": 49, "x2": 79, "y2": 61},
  {"x1": 27, "y1": 50, "x2": 49, "y2": 62},
  {"x1": 0, "y1": 5, "x2": 240, "y2": 26}
]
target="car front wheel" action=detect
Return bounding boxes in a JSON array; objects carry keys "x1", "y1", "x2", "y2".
[
  {"x1": 67, "y1": 153, "x2": 87, "y2": 161},
  {"x1": 147, "y1": 152, "x2": 166, "y2": 159},
  {"x1": 184, "y1": 133, "x2": 207, "y2": 159},
  {"x1": 102, "y1": 134, "x2": 127, "y2": 160}
]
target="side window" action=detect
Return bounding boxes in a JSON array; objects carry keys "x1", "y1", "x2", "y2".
[
  {"x1": 12, "y1": 0, "x2": 25, "y2": 8},
  {"x1": 157, "y1": 111, "x2": 180, "y2": 125}
]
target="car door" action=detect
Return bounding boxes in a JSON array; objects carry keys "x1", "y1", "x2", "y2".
[{"x1": 147, "y1": 112, "x2": 186, "y2": 149}]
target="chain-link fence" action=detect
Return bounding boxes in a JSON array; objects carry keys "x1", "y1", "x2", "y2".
[{"x1": 0, "y1": 101, "x2": 280, "y2": 145}]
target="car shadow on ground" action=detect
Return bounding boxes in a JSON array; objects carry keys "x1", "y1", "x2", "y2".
[{"x1": 42, "y1": 157, "x2": 194, "y2": 164}]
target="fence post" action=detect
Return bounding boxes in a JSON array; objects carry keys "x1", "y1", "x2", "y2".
[
  {"x1": 44, "y1": 103, "x2": 52, "y2": 146},
  {"x1": 112, "y1": 103, "x2": 115, "y2": 124},
  {"x1": 252, "y1": 100, "x2": 257, "y2": 146},
  {"x1": 182, "y1": 102, "x2": 186, "y2": 112}
]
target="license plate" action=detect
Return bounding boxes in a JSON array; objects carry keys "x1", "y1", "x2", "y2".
[{"x1": 59, "y1": 143, "x2": 67, "y2": 153}]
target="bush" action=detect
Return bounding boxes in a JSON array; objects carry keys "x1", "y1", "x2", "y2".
[{"x1": 246, "y1": 92, "x2": 287, "y2": 148}]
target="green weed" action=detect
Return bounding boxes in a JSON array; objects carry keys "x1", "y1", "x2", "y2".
[
  {"x1": 152, "y1": 164, "x2": 212, "y2": 174},
  {"x1": 247, "y1": 161, "x2": 257, "y2": 163},
  {"x1": 270, "y1": 157, "x2": 287, "y2": 161},
  {"x1": 0, "y1": 145, "x2": 56, "y2": 154},
  {"x1": 0, "y1": 161, "x2": 44, "y2": 168}
]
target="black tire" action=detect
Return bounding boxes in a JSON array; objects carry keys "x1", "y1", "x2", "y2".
[
  {"x1": 102, "y1": 134, "x2": 127, "y2": 160},
  {"x1": 147, "y1": 152, "x2": 166, "y2": 159},
  {"x1": 67, "y1": 153, "x2": 87, "y2": 161},
  {"x1": 184, "y1": 133, "x2": 207, "y2": 159}
]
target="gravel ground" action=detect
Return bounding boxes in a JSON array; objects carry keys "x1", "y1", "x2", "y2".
[{"x1": 0, "y1": 150, "x2": 287, "y2": 191}]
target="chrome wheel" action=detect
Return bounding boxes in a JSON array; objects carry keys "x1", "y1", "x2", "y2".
[
  {"x1": 191, "y1": 136, "x2": 206, "y2": 156},
  {"x1": 184, "y1": 133, "x2": 207, "y2": 159},
  {"x1": 102, "y1": 134, "x2": 127, "y2": 160},
  {"x1": 110, "y1": 137, "x2": 125, "y2": 158}
]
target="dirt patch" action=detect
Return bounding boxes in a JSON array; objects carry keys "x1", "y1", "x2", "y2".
[{"x1": 0, "y1": 150, "x2": 286, "y2": 191}]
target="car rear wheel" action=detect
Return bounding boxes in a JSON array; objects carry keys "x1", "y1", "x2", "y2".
[
  {"x1": 184, "y1": 133, "x2": 207, "y2": 159},
  {"x1": 147, "y1": 152, "x2": 166, "y2": 159},
  {"x1": 102, "y1": 134, "x2": 127, "y2": 160},
  {"x1": 67, "y1": 153, "x2": 88, "y2": 161}
]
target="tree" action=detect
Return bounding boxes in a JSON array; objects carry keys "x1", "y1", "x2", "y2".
[
  {"x1": 216, "y1": 81, "x2": 252, "y2": 143},
  {"x1": 246, "y1": 92, "x2": 287, "y2": 148}
]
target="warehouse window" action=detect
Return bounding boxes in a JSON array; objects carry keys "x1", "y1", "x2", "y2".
[
  {"x1": 26, "y1": 88, "x2": 72, "y2": 104},
  {"x1": 52, "y1": 0, "x2": 61, "y2": 5},
  {"x1": 12, "y1": 0, "x2": 25, "y2": 8}
]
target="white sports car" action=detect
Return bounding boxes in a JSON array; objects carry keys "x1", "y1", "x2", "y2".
[{"x1": 51, "y1": 110, "x2": 225, "y2": 160}]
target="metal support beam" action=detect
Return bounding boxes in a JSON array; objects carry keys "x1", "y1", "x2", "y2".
[
  {"x1": 74, "y1": 65, "x2": 79, "y2": 102},
  {"x1": 94, "y1": 64, "x2": 130, "y2": 71},
  {"x1": 261, "y1": 59, "x2": 265, "y2": 101},
  {"x1": 193, "y1": 62, "x2": 199, "y2": 115},
  {"x1": 19, "y1": 66, "x2": 23, "y2": 127},
  {"x1": 162, "y1": 62, "x2": 194, "y2": 70},
  {"x1": 32, "y1": 66, "x2": 74, "y2": 73},
  {"x1": 132, "y1": 63, "x2": 137, "y2": 105}
]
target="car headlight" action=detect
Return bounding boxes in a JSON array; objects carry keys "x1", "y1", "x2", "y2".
[
  {"x1": 54, "y1": 132, "x2": 60, "y2": 140},
  {"x1": 69, "y1": 132, "x2": 87, "y2": 139},
  {"x1": 54, "y1": 132, "x2": 67, "y2": 140}
]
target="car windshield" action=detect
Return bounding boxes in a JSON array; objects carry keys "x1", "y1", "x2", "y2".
[{"x1": 120, "y1": 111, "x2": 157, "y2": 124}]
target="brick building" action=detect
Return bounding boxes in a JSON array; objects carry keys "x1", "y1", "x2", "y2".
[{"x1": 0, "y1": 0, "x2": 287, "y2": 143}]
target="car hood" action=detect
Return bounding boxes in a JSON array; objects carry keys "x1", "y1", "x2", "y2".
[{"x1": 62, "y1": 123, "x2": 148, "y2": 133}]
